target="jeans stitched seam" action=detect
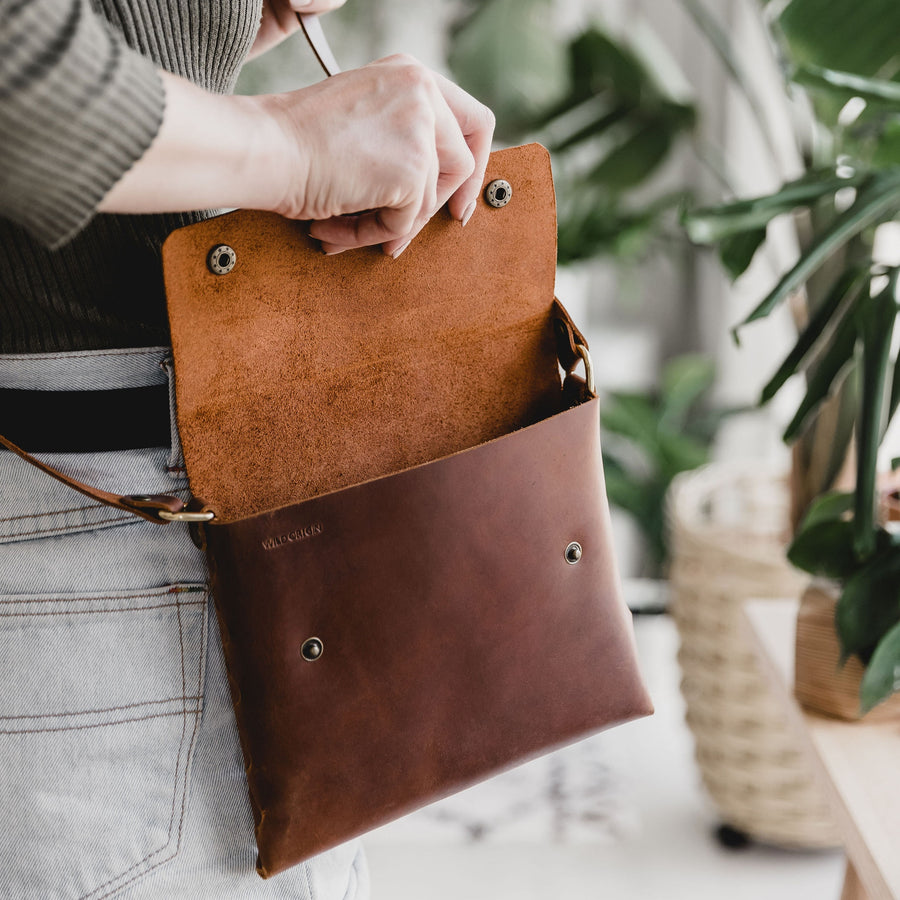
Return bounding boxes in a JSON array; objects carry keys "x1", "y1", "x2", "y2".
[
  {"x1": 341, "y1": 848, "x2": 364, "y2": 900},
  {"x1": 0, "y1": 593, "x2": 205, "y2": 614},
  {"x1": 0, "y1": 602, "x2": 204, "y2": 618},
  {"x1": 81, "y1": 715, "x2": 200, "y2": 900},
  {"x1": 1, "y1": 514, "x2": 130, "y2": 539},
  {"x1": 0, "y1": 587, "x2": 205, "y2": 604},
  {"x1": 0, "y1": 503, "x2": 101, "y2": 522},
  {"x1": 172, "y1": 595, "x2": 205, "y2": 868},
  {"x1": 0, "y1": 350, "x2": 167, "y2": 361},
  {"x1": 80, "y1": 593, "x2": 207, "y2": 900},
  {"x1": 0, "y1": 695, "x2": 203, "y2": 721},
  {"x1": 163, "y1": 591, "x2": 190, "y2": 846},
  {"x1": 0, "y1": 707, "x2": 199, "y2": 736},
  {"x1": 304, "y1": 862, "x2": 315, "y2": 900}
]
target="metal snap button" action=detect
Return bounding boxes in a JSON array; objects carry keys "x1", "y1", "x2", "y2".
[
  {"x1": 301, "y1": 637, "x2": 324, "y2": 661},
  {"x1": 207, "y1": 244, "x2": 236, "y2": 275},
  {"x1": 485, "y1": 179, "x2": 512, "y2": 208},
  {"x1": 565, "y1": 541, "x2": 583, "y2": 564}
]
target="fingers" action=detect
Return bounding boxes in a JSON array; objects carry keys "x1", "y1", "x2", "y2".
[
  {"x1": 313, "y1": 203, "x2": 423, "y2": 253},
  {"x1": 381, "y1": 80, "x2": 476, "y2": 257},
  {"x1": 310, "y1": 63, "x2": 485, "y2": 257},
  {"x1": 432, "y1": 73, "x2": 495, "y2": 225}
]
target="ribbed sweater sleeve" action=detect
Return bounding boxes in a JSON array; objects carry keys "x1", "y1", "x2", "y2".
[{"x1": 0, "y1": 0, "x2": 165, "y2": 249}]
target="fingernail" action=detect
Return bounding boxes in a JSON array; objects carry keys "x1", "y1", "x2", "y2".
[
  {"x1": 461, "y1": 201, "x2": 477, "y2": 228},
  {"x1": 392, "y1": 240, "x2": 412, "y2": 259},
  {"x1": 322, "y1": 245, "x2": 349, "y2": 256},
  {"x1": 292, "y1": 0, "x2": 314, "y2": 7}
]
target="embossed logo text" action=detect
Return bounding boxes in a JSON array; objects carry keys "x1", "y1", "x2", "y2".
[{"x1": 261, "y1": 522, "x2": 324, "y2": 550}]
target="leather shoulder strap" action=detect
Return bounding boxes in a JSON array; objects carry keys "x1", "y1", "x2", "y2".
[
  {"x1": 0, "y1": 302, "x2": 586, "y2": 526},
  {"x1": 0, "y1": 433, "x2": 188, "y2": 523}
]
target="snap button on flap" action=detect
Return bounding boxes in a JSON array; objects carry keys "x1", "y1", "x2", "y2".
[
  {"x1": 301, "y1": 637, "x2": 324, "y2": 661},
  {"x1": 485, "y1": 179, "x2": 512, "y2": 208},
  {"x1": 207, "y1": 244, "x2": 236, "y2": 275},
  {"x1": 565, "y1": 541, "x2": 583, "y2": 564}
]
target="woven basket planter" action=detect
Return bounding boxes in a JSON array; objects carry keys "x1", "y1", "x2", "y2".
[
  {"x1": 795, "y1": 580, "x2": 900, "y2": 721},
  {"x1": 667, "y1": 463, "x2": 840, "y2": 848}
]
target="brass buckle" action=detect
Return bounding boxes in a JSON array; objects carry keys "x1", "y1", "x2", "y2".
[
  {"x1": 158, "y1": 509, "x2": 216, "y2": 523},
  {"x1": 575, "y1": 343, "x2": 595, "y2": 395}
]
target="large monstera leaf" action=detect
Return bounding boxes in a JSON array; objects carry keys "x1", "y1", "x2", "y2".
[{"x1": 779, "y1": 0, "x2": 900, "y2": 79}]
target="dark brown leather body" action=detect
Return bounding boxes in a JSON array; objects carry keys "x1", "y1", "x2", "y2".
[
  {"x1": 161, "y1": 144, "x2": 652, "y2": 878},
  {"x1": 205, "y1": 396, "x2": 651, "y2": 876}
]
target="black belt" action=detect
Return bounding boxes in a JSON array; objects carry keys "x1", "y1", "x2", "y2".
[{"x1": 0, "y1": 385, "x2": 171, "y2": 452}]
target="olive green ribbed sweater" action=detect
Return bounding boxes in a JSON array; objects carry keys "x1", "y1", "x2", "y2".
[{"x1": 0, "y1": 0, "x2": 262, "y2": 352}]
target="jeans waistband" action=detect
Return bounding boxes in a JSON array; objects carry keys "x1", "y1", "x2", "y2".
[
  {"x1": 0, "y1": 347, "x2": 171, "y2": 391},
  {"x1": 0, "y1": 346, "x2": 181, "y2": 460}
]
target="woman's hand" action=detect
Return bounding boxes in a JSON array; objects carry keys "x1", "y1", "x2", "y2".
[
  {"x1": 248, "y1": 0, "x2": 347, "y2": 61},
  {"x1": 269, "y1": 55, "x2": 495, "y2": 256},
  {"x1": 100, "y1": 56, "x2": 495, "y2": 257}
]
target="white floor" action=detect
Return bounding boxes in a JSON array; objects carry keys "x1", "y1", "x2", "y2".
[{"x1": 362, "y1": 612, "x2": 847, "y2": 900}]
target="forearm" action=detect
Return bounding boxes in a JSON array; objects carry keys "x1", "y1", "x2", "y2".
[
  {"x1": 99, "y1": 71, "x2": 292, "y2": 216},
  {"x1": 0, "y1": 0, "x2": 166, "y2": 247}
]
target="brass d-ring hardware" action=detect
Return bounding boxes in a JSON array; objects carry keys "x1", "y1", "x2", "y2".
[
  {"x1": 158, "y1": 509, "x2": 216, "y2": 523},
  {"x1": 575, "y1": 344, "x2": 595, "y2": 395}
]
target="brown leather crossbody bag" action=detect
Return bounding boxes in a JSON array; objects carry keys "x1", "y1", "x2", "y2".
[
  {"x1": 0, "y1": 25, "x2": 652, "y2": 880},
  {"x1": 1, "y1": 140, "x2": 652, "y2": 878}
]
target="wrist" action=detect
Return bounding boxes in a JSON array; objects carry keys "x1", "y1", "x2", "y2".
[
  {"x1": 100, "y1": 71, "x2": 301, "y2": 217},
  {"x1": 250, "y1": 91, "x2": 311, "y2": 218}
]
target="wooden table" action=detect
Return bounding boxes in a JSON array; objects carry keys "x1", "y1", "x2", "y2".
[{"x1": 743, "y1": 599, "x2": 900, "y2": 900}]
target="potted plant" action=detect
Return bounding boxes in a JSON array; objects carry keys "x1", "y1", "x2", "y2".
[
  {"x1": 683, "y1": 0, "x2": 900, "y2": 717},
  {"x1": 600, "y1": 353, "x2": 743, "y2": 580},
  {"x1": 447, "y1": 0, "x2": 697, "y2": 266}
]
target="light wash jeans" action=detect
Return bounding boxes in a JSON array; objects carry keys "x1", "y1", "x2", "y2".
[{"x1": 0, "y1": 347, "x2": 368, "y2": 900}]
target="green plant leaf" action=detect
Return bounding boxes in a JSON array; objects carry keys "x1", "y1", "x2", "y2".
[
  {"x1": 683, "y1": 171, "x2": 864, "y2": 245},
  {"x1": 447, "y1": 0, "x2": 568, "y2": 136},
  {"x1": 787, "y1": 519, "x2": 859, "y2": 578},
  {"x1": 549, "y1": 102, "x2": 631, "y2": 154},
  {"x1": 835, "y1": 549, "x2": 900, "y2": 661},
  {"x1": 782, "y1": 299, "x2": 860, "y2": 442},
  {"x1": 793, "y1": 63, "x2": 900, "y2": 108},
  {"x1": 566, "y1": 28, "x2": 650, "y2": 109},
  {"x1": 586, "y1": 119, "x2": 675, "y2": 189},
  {"x1": 602, "y1": 454, "x2": 653, "y2": 517},
  {"x1": 601, "y1": 454, "x2": 667, "y2": 570},
  {"x1": 854, "y1": 274, "x2": 899, "y2": 557},
  {"x1": 656, "y1": 431, "x2": 710, "y2": 478},
  {"x1": 737, "y1": 172, "x2": 900, "y2": 330},
  {"x1": 860, "y1": 617, "x2": 900, "y2": 714},
  {"x1": 779, "y1": 0, "x2": 900, "y2": 78},
  {"x1": 887, "y1": 353, "x2": 900, "y2": 434},
  {"x1": 659, "y1": 354, "x2": 716, "y2": 429},
  {"x1": 798, "y1": 490, "x2": 856, "y2": 529},
  {"x1": 719, "y1": 229, "x2": 768, "y2": 280},
  {"x1": 600, "y1": 393, "x2": 660, "y2": 448},
  {"x1": 760, "y1": 268, "x2": 869, "y2": 404},
  {"x1": 871, "y1": 119, "x2": 900, "y2": 168}
]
